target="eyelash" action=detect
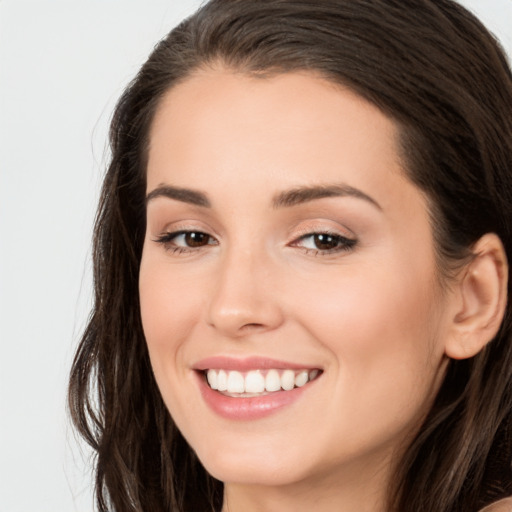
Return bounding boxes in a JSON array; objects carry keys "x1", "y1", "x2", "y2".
[
  {"x1": 153, "y1": 229, "x2": 357, "y2": 256},
  {"x1": 153, "y1": 230, "x2": 218, "y2": 254},
  {"x1": 292, "y1": 231, "x2": 357, "y2": 255}
]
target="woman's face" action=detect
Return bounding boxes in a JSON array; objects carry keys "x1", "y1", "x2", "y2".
[{"x1": 139, "y1": 70, "x2": 454, "y2": 490}]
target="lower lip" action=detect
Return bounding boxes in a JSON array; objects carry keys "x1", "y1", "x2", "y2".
[{"x1": 196, "y1": 372, "x2": 311, "y2": 420}]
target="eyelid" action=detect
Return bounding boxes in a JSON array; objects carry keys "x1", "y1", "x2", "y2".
[
  {"x1": 291, "y1": 230, "x2": 356, "y2": 245},
  {"x1": 154, "y1": 229, "x2": 216, "y2": 243},
  {"x1": 290, "y1": 219, "x2": 356, "y2": 241},
  {"x1": 288, "y1": 224, "x2": 358, "y2": 256},
  {"x1": 152, "y1": 224, "x2": 219, "y2": 254},
  {"x1": 152, "y1": 219, "x2": 218, "y2": 238}
]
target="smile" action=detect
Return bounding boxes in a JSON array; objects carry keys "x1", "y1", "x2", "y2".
[
  {"x1": 193, "y1": 357, "x2": 323, "y2": 420},
  {"x1": 205, "y1": 368, "x2": 321, "y2": 396}
]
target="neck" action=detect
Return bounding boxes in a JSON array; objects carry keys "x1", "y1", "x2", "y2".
[{"x1": 221, "y1": 452, "x2": 394, "y2": 512}]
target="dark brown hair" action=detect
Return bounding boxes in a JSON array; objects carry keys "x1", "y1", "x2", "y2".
[{"x1": 69, "y1": 1, "x2": 512, "y2": 510}]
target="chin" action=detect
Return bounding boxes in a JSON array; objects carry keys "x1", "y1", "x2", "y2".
[{"x1": 196, "y1": 441, "x2": 313, "y2": 487}]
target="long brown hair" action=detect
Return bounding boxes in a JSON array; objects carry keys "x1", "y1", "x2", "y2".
[{"x1": 68, "y1": 1, "x2": 512, "y2": 510}]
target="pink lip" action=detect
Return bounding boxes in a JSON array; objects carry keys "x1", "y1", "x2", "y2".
[
  {"x1": 195, "y1": 371, "x2": 312, "y2": 420},
  {"x1": 192, "y1": 356, "x2": 317, "y2": 372},
  {"x1": 192, "y1": 356, "x2": 322, "y2": 421}
]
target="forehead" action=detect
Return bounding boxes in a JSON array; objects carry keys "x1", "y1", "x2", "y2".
[
  {"x1": 147, "y1": 68, "x2": 415, "y2": 213},
  {"x1": 149, "y1": 68, "x2": 398, "y2": 149}
]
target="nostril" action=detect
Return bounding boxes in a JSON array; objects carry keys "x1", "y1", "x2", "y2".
[{"x1": 239, "y1": 322, "x2": 266, "y2": 333}]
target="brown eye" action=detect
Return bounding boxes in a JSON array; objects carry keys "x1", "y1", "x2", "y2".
[
  {"x1": 293, "y1": 231, "x2": 357, "y2": 255},
  {"x1": 154, "y1": 230, "x2": 217, "y2": 251},
  {"x1": 313, "y1": 234, "x2": 340, "y2": 250},
  {"x1": 184, "y1": 232, "x2": 211, "y2": 247}
]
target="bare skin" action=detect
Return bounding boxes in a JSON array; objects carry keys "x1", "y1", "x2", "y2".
[
  {"x1": 139, "y1": 69, "x2": 508, "y2": 512},
  {"x1": 480, "y1": 498, "x2": 512, "y2": 512}
]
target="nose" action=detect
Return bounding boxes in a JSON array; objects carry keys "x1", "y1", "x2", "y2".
[{"x1": 206, "y1": 246, "x2": 284, "y2": 338}]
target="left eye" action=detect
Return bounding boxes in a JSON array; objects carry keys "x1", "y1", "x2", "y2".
[
  {"x1": 175, "y1": 231, "x2": 213, "y2": 247},
  {"x1": 295, "y1": 232, "x2": 356, "y2": 252},
  {"x1": 154, "y1": 230, "x2": 217, "y2": 249}
]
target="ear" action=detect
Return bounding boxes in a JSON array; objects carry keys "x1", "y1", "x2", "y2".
[{"x1": 444, "y1": 233, "x2": 508, "y2": 360}]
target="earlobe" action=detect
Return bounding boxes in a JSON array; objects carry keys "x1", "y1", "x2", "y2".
[{"x1": 445, "y1": 233, "x2": 508, "y2": 360}]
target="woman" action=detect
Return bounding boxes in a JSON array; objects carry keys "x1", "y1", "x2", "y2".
[{"x1": 68, "y1": 0, "x2": 512, "y2": 511}]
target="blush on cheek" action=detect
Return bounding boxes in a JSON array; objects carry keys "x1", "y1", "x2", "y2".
[
  {"x1": 301, "y1": 264, "x2": 439, "y2": 364},
  {"x1": 140, "y1": 259, "x2": 191, "y2": 338}
]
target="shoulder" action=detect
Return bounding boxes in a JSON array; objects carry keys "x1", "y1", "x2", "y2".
[{"x1": 479, "y1": 498, "x2": 512, "y2": 512}]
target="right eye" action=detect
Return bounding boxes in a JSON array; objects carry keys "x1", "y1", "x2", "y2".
[{"x1": 153, "y1": 230, "x2": 218, "y2": 252}]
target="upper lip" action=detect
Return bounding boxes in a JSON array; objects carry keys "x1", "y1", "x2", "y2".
[{"x1": 192, "y1": 356, "x2": 321, "y2": 372}]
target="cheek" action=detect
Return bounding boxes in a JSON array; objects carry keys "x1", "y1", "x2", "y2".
[
  {"x1": 306, "y1": 283, "x2": 444, "y2": 459},
  {"x1": 139, "y1": 253, "x2": 202, "y2": 373},
  {"x1": 296, "y1": 261, "x2": 437, "y2": 342},
  {"x1": 292, "y1": 257, "x2": 445, "y2": 409},
  {"x1": 138, "y1": 253, "x2": 209, "y2": 433}
]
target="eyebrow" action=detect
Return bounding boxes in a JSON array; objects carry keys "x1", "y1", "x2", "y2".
[
  {"x1": 272, "y1": 184, "x2": 382, "y2": 210},
  {"x1": 145, "y1": 183, "x2": 381, "y2": 210},
  {"x1": 145, "y1": 185, "x2": 211, "y2": 207}
]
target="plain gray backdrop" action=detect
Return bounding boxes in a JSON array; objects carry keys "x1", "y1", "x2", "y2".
[{"x1": 0, "y1": 1, "x2": 510, "y2": 511}]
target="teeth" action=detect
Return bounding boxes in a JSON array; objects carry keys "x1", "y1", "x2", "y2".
[
  {"x1": 265, "y1": 369, "x2": 281, "y2": 392},
  {"x1": 294, "y1": 370, "x2": 309, "y2": 388},
  {"x1": 309, "y1": 369, "x2": 319, "y2": 380},
  {"x1": 205, "y1": 368, "x2": 321, "y2": 394},
  {"x1": 245, "y1": 370, "x2": 265, "y2": 393},
  {"x1": 217, "y1": 369, "x2": 228, "y2": 391},
  {"x1": 227, "y1": 371, "x2": 245, "y2": 393},
  {"x1": 281, "y1": 370, "x2": 295, "y2": 391},
  {"x1": 206, "y1": 369, "x2": 218, "y2": 390}
]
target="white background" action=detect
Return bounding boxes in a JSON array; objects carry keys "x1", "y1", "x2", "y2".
[{"x1": 0, "y1": 1, "x2": 510, "y2": 511}]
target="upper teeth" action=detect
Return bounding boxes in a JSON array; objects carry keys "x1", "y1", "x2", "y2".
[{"x1": 206, "y1": 369, "x2": 319, "y2": 394}]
